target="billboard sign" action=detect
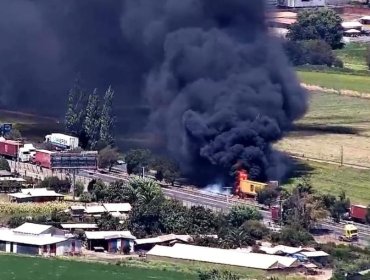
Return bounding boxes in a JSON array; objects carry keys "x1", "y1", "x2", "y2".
[{"x1": 51, "y1": 151, "x2": 98, "y2": 170}]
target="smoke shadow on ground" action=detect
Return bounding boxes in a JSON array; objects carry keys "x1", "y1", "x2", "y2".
[
  {"x1": 292, "y1": 124, "x2": 362, "y2": 135},
  {"x1": 280, "y1": 159, "x2": 315, "y2": 186}
]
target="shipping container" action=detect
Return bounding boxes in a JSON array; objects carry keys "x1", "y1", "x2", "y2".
[
  {"x1": 350, "y1": 204, "x2": 368, "y2": 223},
  {"x1": 271, "y1": 206, "x2": 281, "y2": 222},
  {"x1": 45, "y1": 133, "x2": 79, "y2": 150},
  {"x1": 0, "y1": 138, "x2": 21, "y2": 158},
  {"x1": 33, "y1": 150, "x2": 97, "y2": 170}
]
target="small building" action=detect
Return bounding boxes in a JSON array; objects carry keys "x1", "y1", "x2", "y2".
[
  {"x1": 0, "y1": 223, "x2": 81, "y2": 256},
  {"x1": 147, "y1": 244, "x2": 300, "y2": 271},
  {"x1": 85, "y1": 231, "x2": 136, "y2": 253},
  {"x1": 69, "y1": 205, "x2": 86, "y2": 217},
  {"x1": 135, "y1": 234, "x2": 192, "y2": 251},
  {"x1": 8, "y1": 188, "x2": 64, "y2": 203},
  {"x1": 84, "y1": 205, "x2": 106, "y2": 217},
  {"x1": 342, "y1": 21, "x2": 363, "y2": 32},
  {"x1": 103, "y1": 203, "x2": 132, "y2": 218}
]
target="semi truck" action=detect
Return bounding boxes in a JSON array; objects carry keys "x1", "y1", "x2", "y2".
[
  {"x1": 32, "y1": 150, "x2": 98, "y2": 169},
  {"x1": 45, "y1": 133, "x2": 79, "y2": 150},
  {"x1": 0, "y1": 137, "x2": 21, "y2": 159},
  {"x1": 18, "y1": 144, "x2": 36, "y2": 162},
  {"x1": 350, "y1": 205, "x2": 368, "y2": 223}
]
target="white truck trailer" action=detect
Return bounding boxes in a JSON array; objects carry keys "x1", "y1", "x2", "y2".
[
  {"x1": 18, "y1": 143, "x2": 36, "y2": 162},
  {"x1": 45, "y1": 133, "x2": 79, "y2": 150}
]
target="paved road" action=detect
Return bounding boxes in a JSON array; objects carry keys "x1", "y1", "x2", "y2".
[{"x1": 8, "y1": 160, "x2": 370, "y2": 246}]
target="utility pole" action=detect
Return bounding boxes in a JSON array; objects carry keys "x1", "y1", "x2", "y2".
[{"x1": 141, "y1": 167, "x2": 145, "y2": 178}]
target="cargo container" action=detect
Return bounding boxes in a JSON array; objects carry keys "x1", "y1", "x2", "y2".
[
  {"x1": 271, "y1": 205, "x2": 281, "y2": 223},
  {"x1": 0, "y1": 137, "x2": 21, "y2": 158},
  {"x1": 32, "y1": 150, "x2": 98, "y2": 170},
  {"x1": 45, "y1": 133, "x2": 79, "y2": 150},
  {"x1": 350, "y1": 205, "x2": 368, "y2": 223}
]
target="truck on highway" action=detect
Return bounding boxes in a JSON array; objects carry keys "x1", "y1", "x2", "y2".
[
  {"x1": 18, "y1": 144, "x2": 36, "y2": 162},
  {"x1": 350, "y1": 205, "x2": 368, "y2": 224},
  {"x1": 45, "y1": 133, "x2": 79, "y2": 150},
  {"x1": 0, "y1": 137, "x2": 21, "y2": 159},
  {"x1": 32, "y1": 150, "x2": 98, "y2": 170}
]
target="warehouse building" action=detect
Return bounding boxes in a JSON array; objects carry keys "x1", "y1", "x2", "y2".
[
  {"x1": 147, "y1": 244, "x2": 300, "y2": 271},
  {"x1": 8, "y1": 188, "x2": 64, "y2": 203},
  {"x1": 85, "y1": 231, "x2": 136, "y2": 253},
  {"x1": 0, "y1": 223, "x2": 81, "y2": 256}
]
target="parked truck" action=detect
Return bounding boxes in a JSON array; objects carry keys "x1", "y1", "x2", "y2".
[
  {"x1": 339, "y1": 224, "x2": 359, "y2": 242},
  {"x1": 350, "y1": 204, "x2": 368, "y2": 223},
  {"x1": 18, "y1": 144, "x2": 36, "y2": 162},
  {"x1": 45, "y1": 133, "x2": 79, "y2": 150},
  {"x1": 32, "y1": 150, "x2": 97, "y2": 169},
  {"x1": 0, "y1": 137, "x2": 21, "y2": 159}
]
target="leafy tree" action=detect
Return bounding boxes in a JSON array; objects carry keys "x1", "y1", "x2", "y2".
[
  {"x1": 99, "y1": 86, "x2": 115, "y2": 146},
  {"x1": 7, "y1": 129, "x2": 22, "y2": 140},
  {"x1": 80, "y1": 192, "x2": 93, "y2": 204},
  {"x1": 65, "y1": 77, "x2": 88, "y2": 137},
  {"x1": 227, "y1": 205, "x2": 262, "y2": 228},
  {"x1": 270, "y1": 225, "x2": 314, "y2": 247},
  {"x1": 89, "y1": 179, "x2": 108, "y2": 202},
  {"x1": 198, "y1": 269, "x2": 240, "y2": 280},
  {"x1": 96, "y1": 212, "x2": 125, "y2": 231},
  {"x1": 0, "y1": 158, "x2": 10, "y2": 171},
  {"x1": 37, "y1": 176, "x2": 70, "y2": 193},
  {"x1": 125, "y1": 149, "x2": 152, "y2": 175},
  {"x1": 159, "y1": 199, "x2": 191, "y2": 234},
  {"x1": 152, "y1": 156, "x2": 181, "y2": 185},
  {"x1": 74, "y1": 181, "x2": 85, "y2": 197},
  {"x1": 83, "y1": 89, "x2": 101, "y2": 149},
  {"x1": 189, "y1": 206, "x2": 219, "y2": 235},
  {"x1": 287, "y1": 8, "x2": 343, "y2": 49},
  {"x1": 98, "y1": 146, "x2": 119, "y2": 171},
  {"x1": 223, "y1": 227, "x2": 255, "y2": 248},
  {"x1": 256, "y1": 186, "x2": 279, "y2": 206},
  {"x1": 241, "y1": 220, "x2": 269, "y2": 240}
]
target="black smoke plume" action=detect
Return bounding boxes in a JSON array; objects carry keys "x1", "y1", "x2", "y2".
[{"x1": 0, "y1": 0, "x2": 307, "y2": 182}]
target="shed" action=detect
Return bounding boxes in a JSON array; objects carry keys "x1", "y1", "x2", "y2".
[
  {"x1": 103, "y1": 203, "x2": 132, "y2": 213},
  {"x1": 135, "y1": 234, "x2": 192, "y2": 251},
  {"x1": 84, "y1": 205, "x2": 106, "y2": 215},
  {"x1": 85, "y1": 231, "x2": 136, "y2": 253}
]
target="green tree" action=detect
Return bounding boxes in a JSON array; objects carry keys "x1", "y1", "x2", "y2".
[
  {"x1": 65, "y1": 77, "x2": 88, "y2": 137},
  {"x1": 89, "y1": 179, "x2": 108, "y2": 202},
  {"x1": 227, "y1": 205, "x2": 262, "y2": 228},
  {"x1": 189, "y1": 206, "x2": 219, "y2": 235},
  {"x1": 98, "y1": 146, "x2": 119, "y2": 171},
  {"x1": 0, "y1": 158, "x2": 11, "y2": 171},
  {"x1": 125, "y1": 149, "x2": 152, "y2": 175},
  {"x1": 7, "y1": 129, "x2": 22, "y2": 140},
  {"x1": 83, "y1": 89, "x2": 101, "y2": 149},
  {"x1": 96, "y1": 212, "x2": 125, "y2": 231},
  {"x1": 198, "y1": 269, "x2": 240, "y2": 280},
  {"x1": 287, "y1": 8, "x2": 343, "y2": 49},
  {"x1": 270, "y1": 225, "x2": 314, "y2": 247},
  {"x1": 80, "y1": 192, "x2": 93, "y2": 204},
  {"x1": 37, "y1": 176, "x2": 70, "y2": 193},
  {"x1": 74, "y1": 181, "x2": 85, "y2": 197},
  {"x1": 152, "y1": 156, "x2": 181, "y2": 185},
  {"x1": 256, "y1": 186, "x2": 279, "y2": 206},
  {"x1": 99, "y1": 86, "x2": 115, "y2": 146},
  {"x1": 241, "y1": 220, "x2": 269, "y2": 240}
]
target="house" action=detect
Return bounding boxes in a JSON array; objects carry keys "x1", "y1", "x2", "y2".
[
  {"x1": 278, "y1": 0, "x2": 325, "y2": 7},
  {"x1": 69, "y1": 205, "x2": 86, "y2": 217},
  {"x1": 0, "y1": 223, "x2": 81, "y2": 256},
  {"x1": 70, "y1": 203, "x2": 132, "y2": 218},
  {"x1": 84, "y1": 205, "x2": 106, "y2": 216},
  {"x1": 135, "y1": 234, "x2": 192, "y2": 251},
  {"x1": 8, "y1": 188, "x2": 64, "y2": 203},
  {"x1": 102, "y1": 203, "x2": 132, "y2": 218},
  {"x1": 85, "y1": 231, "x2": 136, "y2": 253},
  {"x1": 147, "y1": 244, "x2": 300, "y2": 271}
]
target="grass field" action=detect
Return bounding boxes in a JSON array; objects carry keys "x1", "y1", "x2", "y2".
[
  {"x1": 283, "y1": 160, "x2": 370, "y2": 204},
  {"x1": 0, "y1": 255, "x2": 194, "y2": 280},
  {"x1": 297, "y1": 71, "x2": 370, "y2": 93},
  {"x1": 335, "y1": 43, "x2": 368, "y2": 71}
]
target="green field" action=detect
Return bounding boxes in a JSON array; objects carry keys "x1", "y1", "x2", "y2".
[
  {"x1": 297, "y1": 71, "x2": 370, "y2": 93},
  {"x1": 0, "y1": 255, "x2": 194, "y2": 280},
  {"x1": 335, "y1": 43, "x2": 368, "y2": 71},
  {"x1": 284, "y1": 160, "x2": 370, "y2": 204}
]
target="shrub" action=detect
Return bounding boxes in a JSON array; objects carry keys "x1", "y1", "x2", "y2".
[
  {"x1": 0, "y1": 158, "x2": 11, "y2": 172},
  {"x1": 74, "y1": 181, "x2": 85, "y2": 197}
]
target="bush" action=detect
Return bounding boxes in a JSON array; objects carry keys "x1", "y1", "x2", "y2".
[
  {"x1": 0, "y1": 158, "x2": 11, "y2": 172},
  {"x1": 37, "y1": 176, "x2": 71, "y2": 193},
  {"x1": 74, "y1": 181, "x2": 85, "y2": 197},
  {"x1": 198, "y1": 269, "x2": 240, "y2": 280},
  {"x1": 270, "y1": 225, "x2": 314, "y2": 247},
  {"x1": 241, "y1": 220, "x2": 269, "y2": 240}
]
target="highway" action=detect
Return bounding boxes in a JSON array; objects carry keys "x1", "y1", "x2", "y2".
[{"x1": 8, "y1": 160, "x2": 370, "y2": 246}]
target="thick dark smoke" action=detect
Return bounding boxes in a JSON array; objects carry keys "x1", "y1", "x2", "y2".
[{"x1": 0, "y1": 0, "x2": 307, "y2": 182}]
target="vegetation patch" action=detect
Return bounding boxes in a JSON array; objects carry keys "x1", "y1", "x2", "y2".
[{"x1": 335, "y1": 43, "x2": 369, "y2": 71}]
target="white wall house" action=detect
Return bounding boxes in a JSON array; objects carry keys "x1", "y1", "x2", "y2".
[
  {"x1": 279, "y1": 0, "x2": 325, "y2": 7},
  {"x1": 0, "y1": 223, "x2": 81, "y2": 256}
]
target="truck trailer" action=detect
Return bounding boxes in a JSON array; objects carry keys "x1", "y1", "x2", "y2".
[
  {"x1": 0, "y1": 137, "x2": 21, "y2": 159},
  {"x1": 350, "y1": 205, "x2": 368, "y2": 223},
  {"x1": 32, "y1": 150, "x2": 98, "y2": 170},
  {"x1": 45, "y1": 133, "x2": 79, "y2": 150}
]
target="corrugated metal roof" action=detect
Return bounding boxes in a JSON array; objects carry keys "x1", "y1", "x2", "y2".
[
  {"x1": 135, "y1": 234, "x2": 192, "y2": 245},
  {"x1": 9, "y1": 188, "x2": 64, "y2": 199},
  {"x1": 0, "y1": 229, "x2": 68, "y2": 246},
  {"x1": 60, "y1": 224, "x2": 98, "y2": 229},
  {"x1": 13, "y1": 223, "x2": 53, "y2": 235},
  {"x1": 260, "y1": 245, "x2": 303, "y2": 255},
  {"x1": 103, "y1": 203, "x2": 132, "y2": 212},
  {"x1": 147, "y1": 244, "x2": 299, "y2": 270},
  {"x1": 85, "y1": 231, "x2": 136, "y2": 240},
  {"x1": 300, "y1": 251, "x2": 329, "y2": 258},
  {"x1": 84, "y1": 205, "x2": 106, "y2": 214}
]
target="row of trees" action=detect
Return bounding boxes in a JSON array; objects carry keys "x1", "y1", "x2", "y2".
[{"x1": 65, "y1": 79, "x2": 115, "y2": 150}]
